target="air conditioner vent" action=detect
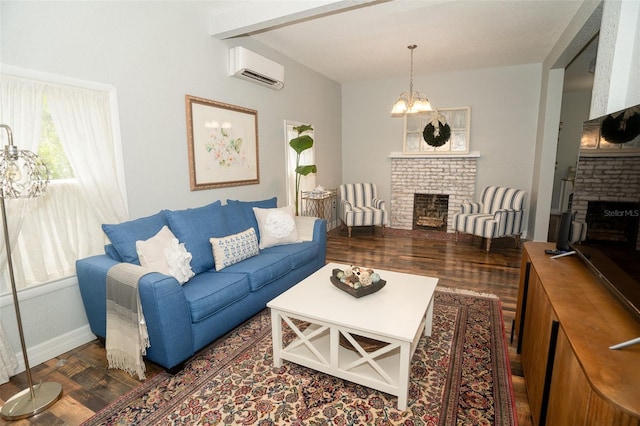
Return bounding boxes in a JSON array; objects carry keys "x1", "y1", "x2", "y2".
[
  {"x1": 229, "y1": 47, "x2": 285, "y2": 90},
  {"x1": 241, "y1": 69, "x2": 280, "y2": 86}
]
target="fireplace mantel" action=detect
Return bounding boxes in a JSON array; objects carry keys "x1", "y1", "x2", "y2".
[{"x1": 389, "y1": 151, "x2": 480, "y2": 159}]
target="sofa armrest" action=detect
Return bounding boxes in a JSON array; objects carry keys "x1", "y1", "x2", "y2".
[
  {"x1": 76, "y1": 255, "x2": 194, "y2": 369},
  {"x1": 76, "y1": 255, "x2": 120, "y2": 338},
  {"x1": 312, "y1": 218, "x2": 327, "y2": 267},
  {"x1": 295, "y1": 215, "x2": 320, "y2": 241},
  {"x1": 137, "y1": 274, "x2": 194, "y2": 369}
]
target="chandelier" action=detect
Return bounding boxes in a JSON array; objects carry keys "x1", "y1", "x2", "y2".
[{"x1": 390, "y1": 45, "x2": 432, "y2": 117}]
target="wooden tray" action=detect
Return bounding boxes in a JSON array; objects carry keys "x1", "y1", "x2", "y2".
[{"x1": 330, "y1": 268, "x2": 386, "y2": 298}]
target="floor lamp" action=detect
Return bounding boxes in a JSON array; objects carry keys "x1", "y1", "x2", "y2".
[{"x1": 0, "y1": 124, "x2": 62, "y2": 420}]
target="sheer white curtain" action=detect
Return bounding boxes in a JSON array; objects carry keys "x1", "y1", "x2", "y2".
[
  {"x1": 0, "y1": 75, "x2": 43, "y2": 383},
  {"x1": 0, "y1": 76, "x2": 128, "y2": 288},
  {"x1": 0, "y1": 75, "x2": 44, "y2": 246},
  {"x1": 13, "y1": 181, "x2": 105, "y2": 284},
  {"x1": 0, "y1": 322, "x2": 17, "y2": 384},
  {"x1": 46, "y1": 86, "x2": 128, "y2": 225},
  {"x1": 0, "y1": 76, "x2": 44, "y2": 281}
]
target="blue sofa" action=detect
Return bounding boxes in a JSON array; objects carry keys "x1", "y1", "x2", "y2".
[{"x1": 76, "y1": 197, "x2": 327, "y2": 372}]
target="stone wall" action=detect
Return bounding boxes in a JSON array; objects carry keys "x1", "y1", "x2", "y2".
[{"x1": 390, "y1": 155, "x2": 478, "y2": 231}]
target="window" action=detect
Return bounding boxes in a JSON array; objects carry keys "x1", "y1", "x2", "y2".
[
  {"x1": 38, "y1": 96, "x2": 74, "y2": 179},
  {"x1": 403, "y1": 107, "x2": 470, "y2": 154},
  {"x1": 0, "y1": 70, "x2": 128, "y2": 293}
]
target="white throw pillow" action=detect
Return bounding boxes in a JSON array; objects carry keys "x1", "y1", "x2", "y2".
[
  {"x1": 165, "y1": 238, "x2": 196, "y2": 284},
  {"x1": 252, "y1": 205, "x2": 300, "y2": 249},
  {"x1": 136, "y1": 225, "x2": 195, "y2": 284},
  {"x1": 210, "y1": 228, "x2": 260, "y2": 271}
]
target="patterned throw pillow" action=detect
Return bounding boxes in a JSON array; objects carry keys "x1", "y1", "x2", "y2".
[{"x1": 210, "y1": 228, "x2": 260, "y2": 271}]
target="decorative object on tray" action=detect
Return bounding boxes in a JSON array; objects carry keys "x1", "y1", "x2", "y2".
[{"x1": 330, "y1": 266, "x2": 386, "y2": 298}]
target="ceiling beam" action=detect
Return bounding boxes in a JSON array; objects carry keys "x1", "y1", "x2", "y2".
[{"x1": 209, "y1": 0, "x2": 381, "y2": 39}]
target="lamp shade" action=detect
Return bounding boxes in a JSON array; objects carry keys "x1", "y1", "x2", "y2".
[
  {"x1": 391, "y1": 96, "x2": 409, "y2": 116},
  {"x1": 411, "y1": 96, "x2": 432, "y2": 113},
  {"x1": 0, "y1": 125, "x2": 48, "y2": 199}
]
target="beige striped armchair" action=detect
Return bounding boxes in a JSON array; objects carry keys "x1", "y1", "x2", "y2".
[
  {"x1": 453, "y1": 186, "x2": 527, "y2": 251},
  {"x1": 339, "y1": 183, "x2": 388, "y2": 237}
]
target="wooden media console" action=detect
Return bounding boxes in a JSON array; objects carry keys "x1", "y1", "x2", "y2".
[{"x1": 515, "y1": 242, "x2": 640, "y2": 425}]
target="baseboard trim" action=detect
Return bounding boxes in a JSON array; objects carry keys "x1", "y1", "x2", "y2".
[{"x1": 12, "y1": 325, "x2": 96, "y2": 374}]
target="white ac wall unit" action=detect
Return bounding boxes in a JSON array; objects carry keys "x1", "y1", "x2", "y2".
[{"x1": 229, "y1": 46, "x2": 285, "y2": 90}]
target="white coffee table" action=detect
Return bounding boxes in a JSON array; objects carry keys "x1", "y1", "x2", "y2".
[{"x1": 267, "y1": 262, "x2": 438, "y2": 410}]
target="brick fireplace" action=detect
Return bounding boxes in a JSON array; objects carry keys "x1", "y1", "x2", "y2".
[
  {"x1": 413, "y1": 193, "x2": 449, "y2": 230},
  {"x1": 390, "y1": 152, "x2": 479, "y2": 232},
  {"x1": 573, "y1": 155, "x2": 640, "y2": 250}
]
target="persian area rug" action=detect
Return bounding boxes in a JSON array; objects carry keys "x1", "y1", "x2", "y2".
[{"x1": 83, "y1": 289, "x2": 516, "y2": 425}]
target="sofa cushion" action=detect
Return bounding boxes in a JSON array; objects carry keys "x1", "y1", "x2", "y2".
[
  {"x1": 221, "y1": 203, "x2": 252, "y2": 235},
  {"x1": 261, "y1": 241, "x2": 319, "y2": 269},
  {"x1": 210, "y1": 228, "x2": 260, "y2": 271},
  {"x1": 182, "y1": 271, "x2": 250, "y2": 323},
  {"x1": 165, "y1": 201, "x2": 228, "y2": 275},
  {"x1": 102, "y1": 212, "x2": 169, "y2": 264},
  {"x1": 218, "y1": 252, "x2": 291, "y2": 291},
  {"x1": 226, "y1": 197, "x2": 277, "y2": 240},
  {"x1": 253, "y1": 205, "x2": 300, "y2": 249},
  {"x1": 104, "y1": 244, "x2": 122, "y2": 261}
]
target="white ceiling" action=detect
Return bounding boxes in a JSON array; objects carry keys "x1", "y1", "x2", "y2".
[{"x1": 207, "y1": 0, "x2": 594, "y2": 87}]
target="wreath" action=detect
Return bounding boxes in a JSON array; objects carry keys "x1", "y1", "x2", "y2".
[
  {"x1": 423, "y1": 122, "x2": 451, "y2": 147},
  {"x1": 600, "y1": 111, "x2": 640, "y2": 144}
]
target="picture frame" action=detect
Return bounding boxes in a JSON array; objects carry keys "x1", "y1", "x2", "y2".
[
  {"x1": 185, "y1": 95, "x2": 259, "y2": 190},
  {"x1": 403, "y1": 106, "x2": 470, "y2": 154}
]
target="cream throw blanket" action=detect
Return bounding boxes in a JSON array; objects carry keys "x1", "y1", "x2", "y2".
[{"x1": 106, "y1": 263, "x2": 151, "y2": 380}]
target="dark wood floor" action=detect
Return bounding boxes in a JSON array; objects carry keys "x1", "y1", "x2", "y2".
[{"x1": 0, "y1": 228, "x2": 533, "y2": 425}]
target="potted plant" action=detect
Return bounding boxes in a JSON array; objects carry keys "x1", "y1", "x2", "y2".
[{"x1": 289, "y1": 124, "x2": 316, "y2": 215}]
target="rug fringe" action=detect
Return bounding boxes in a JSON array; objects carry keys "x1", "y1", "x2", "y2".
[{"x1": 436, "y1": 285, "x2": 499, "y2": 299}]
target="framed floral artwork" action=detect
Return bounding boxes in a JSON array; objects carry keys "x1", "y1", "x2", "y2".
[{"x1": 185, "y1": 95, "x2": 259, "y2": 190}]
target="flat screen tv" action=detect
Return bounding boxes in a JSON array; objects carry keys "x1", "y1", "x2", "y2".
[{"x1": 570, "y1": 103, "x2": 640, "y2": 323}]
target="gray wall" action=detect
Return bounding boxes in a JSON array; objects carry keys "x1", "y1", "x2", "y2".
[
  {"x1": 342, "y1": 64, "x2": 542, "y2": 212},
  {"x1": 0, "y1": 1, "x2": 341, "y2": 370}
]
